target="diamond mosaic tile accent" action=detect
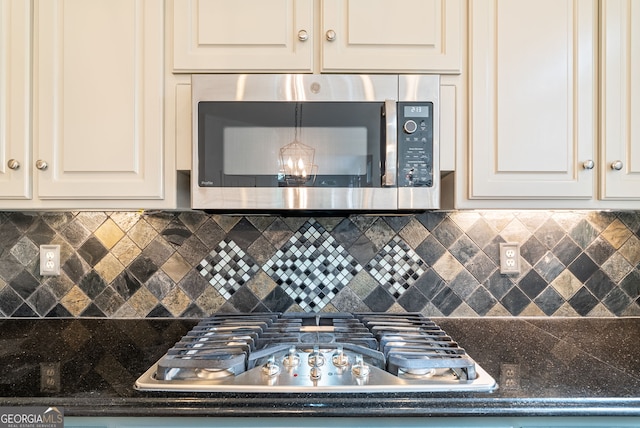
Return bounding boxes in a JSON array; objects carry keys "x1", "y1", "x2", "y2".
[
  {"x1": 198, "y1": 240, "x2": 259, "y2": 300},
  {"x1": 0, "y1": 211, "x2": 640, "y2": 318},
  {"x1": 366, "y1": 238, "x2": 426, "y2": 298},
  {"x1": 263, "y1": 219, "x2": 361, "y2": 311}
]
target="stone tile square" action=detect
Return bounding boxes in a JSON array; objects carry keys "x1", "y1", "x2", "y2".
[
  {"x1": 76, "y1": 212, "x2": 107, "y2": 232},
  {"x1": 78, "y1": 236, "x2": 108, "y2": 267},
  {"x1": 449, "y1": 235, "x2": 480, "y2": 265},
  {"x1": 534, "y1": 252, "x2": 564, "y2": 283},
  {"x1": 415, "y1": 234, "x2": 447, "y2": 266},
  {"x1": 602, "y1": 288, "x2": 633, "y2": 316},
  {"x1": 466, "y1": 286, "x2": 498, "y2": 316},
  {"x1": 465, "y1": 252, "x2": 497, "y2": 284},
  {"x1": 94, "y1": 218, "x2": 125, "y2": 249},
  {"x1": 127, "y1": 219, "x2": 157, "y2": 249},
  {"x1": 162, "y1": 252, "x2": 192, "y2": 283},
  {"x1": 0, "y1": 286, "x2": 24, "y2": 316},
  {"x1": 111, "y1": 236, "x2": 141, "y2": 267},
  {"x1": 484, "y1": 270, "x2": 515, "y2": 300},
  {"x1": 431, "y1": 217, "x2": 463, "y2": 248},
  {"x1": 601, "y1": 252, "x2": 633, "y2": 284},
  {"x1": 585, "y1": 270, "x2": 615, "y2": 300},
  {"x1": 397, "y1": 286, "x2": 428, "y2": 312},
  {"x1": 60, "y1": 218, "x2": 91, "y2": 248},
  {"x1": 519, "y1": 269, "x2": 548, "y2": 299},
  {"x1": 534, "y1": 287, "x2": 565, "y2": 316},
  {"x1": 568, "y1": 287, "x2": 599, "y2": 316},
  {"x1": 569, "y1": 219, "x2": 599, "y2": 249},
  {"x1": 430, "y1": 287, "x2": 463, "y2": 316},
  {"x1": 534, "y1": 218, "x2": 566, "y2": 249},
  {"x1": 79, "y1": 270, "x2": 107, "y2": 300},
  {"x1": 500, "y1": 286, "x2": 531, "y2": 316},
  {"x1": 567, "y1": 253, "x2": 599, "y2": 283},
  {"x1": 448, "y1": 269, "x2": 479, "y2": 300},
  {"x1": 94, "y1": 253, "x2": 125, "y2": 284},
  {"x1": 585, "y1": 236, "x2": 615, "y2": 265},
  {"x1": 601, "y1": 219, "x2": 633, "y2": 249},
  {"x1": 553, "y1": 236, "x2": 583, "y2": 266},
  {"x1": 363, "y1": 285, "x2": 395, "y2": 312}
]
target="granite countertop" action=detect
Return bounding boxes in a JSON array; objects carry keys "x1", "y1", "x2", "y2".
[{"x1": 1, "y1": 317, "x2": 639, "y2": 418}]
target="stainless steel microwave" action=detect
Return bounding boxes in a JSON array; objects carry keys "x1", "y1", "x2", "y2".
[{"x1": 191, "y1": 74, "x2": 440, "y2": 211}]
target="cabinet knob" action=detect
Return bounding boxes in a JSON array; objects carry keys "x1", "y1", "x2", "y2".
[
  {"x1": 35, "y1": 160, "x2": 48, "y2": 171},
  {"x1": 325, "y1": 29, "x2": 336, "y2": 42},
  {"x1": 7, "y1": 159, "x2": 20, "y2": 170},
  {"x1": 582, "y1": 160, "x2": 594, "y2": 170},
  {"x1": 611, "y1": 160, "x2": 623, "y2": 171},
  {"x1": 297, "y1": 30, "x2": 309, "y2": 42}
]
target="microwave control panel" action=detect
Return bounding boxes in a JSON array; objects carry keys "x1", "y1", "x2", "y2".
[{"x1": 397, "y1": 102, "x2": 434, "y2": 187}]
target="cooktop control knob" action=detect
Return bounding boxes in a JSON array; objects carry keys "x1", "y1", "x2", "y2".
[
  {"x1": 308, "y1": 345, "x2": 325, "y2": 367},
  {"x1": 351, "y1": 354, "x2": 370, "y2": 378},
  {"x1": 331, "y1": 345, "x2": 349, "y2": 368},
  {"x1": 283, "y1": 346, "x2": 300, "y2": 368},
  {"x1": 262, "y1": 355, "x2": 281, "y2": 377},
  {"x1": 309, "y1": 365, "x2": 322, "y2": 381},
  {"x1": 403, "y1": 120, "x2": 418, "y2": 134}
]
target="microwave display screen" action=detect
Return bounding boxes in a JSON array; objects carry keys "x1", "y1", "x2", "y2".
[{"x1": 403, "y1": 105, "x2": 430, "y2": 118}]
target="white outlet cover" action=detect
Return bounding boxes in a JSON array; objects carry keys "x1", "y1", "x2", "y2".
[
  {"x1": 40, "y1": 244, "x2": 61, "y2": 276},
  {"x1": 499, "y1": 242, "x2": 521, "y2": 274}
]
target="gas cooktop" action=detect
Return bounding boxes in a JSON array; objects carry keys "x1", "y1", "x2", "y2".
[{"x1": 135, "y1": 312, "x2": 497, "y2": 393}]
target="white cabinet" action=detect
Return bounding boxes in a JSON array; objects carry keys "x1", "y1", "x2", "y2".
[
  {"x1": 2, "y1": 0, "x2": 174, "y2": 210},
  {"x1": 173, "y1": 0, "x2": 314, "y2": 72},
  {"x1": 172, "y1": 0, "x2": 462, "y2": 73},
  {"x1": 463, "y1": 0, "x2": 597, "y2": 207},
  {"x1": 601, "y1": 0, "x2": 640, "y2": 200},
  {"x1": 320, "y1": 0, "x2": 462, "y2": 73},
  {"x1": 0, "y1": 0, "x2": 30, "y2": 200},
  {"x1": 459, "y1": 0, "x2": 640, "y2": 209}
]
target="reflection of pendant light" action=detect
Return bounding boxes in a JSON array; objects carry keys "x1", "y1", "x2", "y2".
[{"x1": 279, "y1": 103, "x2": 317, "y2": 186}]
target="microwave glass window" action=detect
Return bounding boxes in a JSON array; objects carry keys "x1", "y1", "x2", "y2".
[
  {"x1": 223, "y1": 127, "x2": 368, "y2": 176},
  {"x1": 199, "y1": 102, "x2": 383, "y2": 188}
]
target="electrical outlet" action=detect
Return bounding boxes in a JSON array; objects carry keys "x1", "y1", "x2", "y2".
[
  {"x1": 499, "y1": 242, "x2": 520, "y2": 274},
  {"x1": 40, "y1": 362, "x2": 61, "y2": 392},
  {"x1": 500, "y1": 363, "x2": 520, "y2": 390},
  {"x1": 40, "y1": 244, "x2": 61, "y2": 276}
]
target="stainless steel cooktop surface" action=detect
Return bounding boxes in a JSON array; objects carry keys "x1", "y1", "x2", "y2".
[{"x1": 135, "y1": 312, "x2": 497, "y2": 393}]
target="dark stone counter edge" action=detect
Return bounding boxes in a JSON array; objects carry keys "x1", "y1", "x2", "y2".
[{"x1": 3, "y1": 397, "x2": 640, "y2": 418}]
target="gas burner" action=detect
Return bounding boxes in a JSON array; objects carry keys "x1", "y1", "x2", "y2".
[{"x1": 135, "y1": 312, "x2": 497, "y2": 393}]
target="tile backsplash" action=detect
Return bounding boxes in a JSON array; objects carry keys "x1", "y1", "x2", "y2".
[{"x1": 0, "y1": 210, "x2": 639, "y2": 318}]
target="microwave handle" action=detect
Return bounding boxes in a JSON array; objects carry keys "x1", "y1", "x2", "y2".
[{"x1": 383, "y1": 100, "x2": 397, "y2": 187}]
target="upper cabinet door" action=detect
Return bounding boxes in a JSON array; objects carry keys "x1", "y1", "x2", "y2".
[
  {"x1": 173, "y1": 0, "x2": 314, "y2": 72},
  {"x1": 468, "y1": 0, "x2": 596, "y2": 200},
  {"x1": 321, "y1": 0, "x2": 462, "y2": 73},
  {"x1": 601, "y1": 0, "x2": 640, "y2": 200},
  {"x1": 0, "y1": 0, "x2": 30, "y2": 199},
  {"x1": 34, "y1": 0, "x2": 164, "y2": 200}
]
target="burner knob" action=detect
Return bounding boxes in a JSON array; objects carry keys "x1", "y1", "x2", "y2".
[
  {"x1": 283, "y1": 346, "x2": 300, "y2": 368},
  {"x1": 308, "y1": 345, "x2": 325, "y2": 367},
  {"x1": 310, "y1": 366, "x2": 322, "y2": 381},
  {"x1": 331, "y1": 346, "x2": 349, "y2": 368},
  {"x1": 262, "y1": 356, "x2": 281, "y2": 377},
  {"x1": 351, "y1": 354, "x2": 370, "y2": 378}
]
